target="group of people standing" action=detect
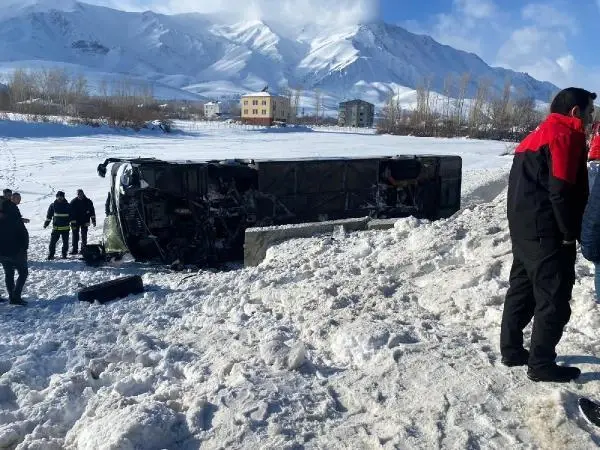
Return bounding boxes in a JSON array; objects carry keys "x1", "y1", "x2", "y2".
[
  {"x1": 0, "y1": 188, "x2": 96, "y2": 306},
  {"x1": 44, "y1": 189, "x2": 96, "y2": 259},
  {"x1": 502, "y1": 87, "x2": 600, "y2": 383}
]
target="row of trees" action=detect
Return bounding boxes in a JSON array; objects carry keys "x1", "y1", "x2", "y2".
[
  {"x1": 0, "y1": 69, "x2": 357, "y2": 128},
  {"x1": 0, "y1": 68, "x2": 566, "y2": 139},
  {"x1": 0, "y1": 68, "x2": 173, "y2": 130},
  {"x1": 281, "y1": 87, "x2": 336, "y2": 125},
  {"x1": 377, "y1": 74, "x2": 551, "y2": 141}
]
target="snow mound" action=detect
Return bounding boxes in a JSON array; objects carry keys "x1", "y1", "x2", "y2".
[{"x1": 66, "y1": 396, "x2": 190, "y2": 450}]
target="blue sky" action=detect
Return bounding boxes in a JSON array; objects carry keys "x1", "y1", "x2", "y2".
[
  {"x1": 378, "y1": 0, "x2": 600, "y2": 92},
  {"x1": 86, "y1": 0, "x2": 600, "y2": 92}
]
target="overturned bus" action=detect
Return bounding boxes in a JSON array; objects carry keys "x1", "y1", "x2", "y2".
[{"x1": 92, "y1": 155, "x2": 462, "y2": 267}]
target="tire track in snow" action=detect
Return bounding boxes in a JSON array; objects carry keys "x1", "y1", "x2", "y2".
[
  {"x1": 461, "y1": 169, "x2": 509, "y2": 209},
  {"x1": 0, "y1": 138, "x2": 18, "y2": 189},
  {"x1": 10, "y1": 142, "x2": 141, "y2": 205}
]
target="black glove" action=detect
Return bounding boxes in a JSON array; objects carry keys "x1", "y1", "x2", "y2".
[
  {"x1": 91, "y1": 218, "x2": 96, "y2": 227},
  {"x1": 43, "y1": 220, "x2": 50, "y2": 229}
]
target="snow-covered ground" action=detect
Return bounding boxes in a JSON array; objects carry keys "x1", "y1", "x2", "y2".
[{"x1": 1, "y1": 119, "x2": 599, "y2": 449}]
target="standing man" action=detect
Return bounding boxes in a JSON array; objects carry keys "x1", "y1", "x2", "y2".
[
  {"x1": 69, "y1": 189, "x2": 96, "y2": 254},
  {"x1": 0, "y1": 191, "x2": 28, "y2": 305},
  {"x1": 0, "y1": 189, "x2": 20, "y2": 220},
  {"x1": 500, "y1": 87, "x2": 595, "y2": 383},
  {"x1": 11, "y1": 192, "x2": 30, "y2": 223},
  {"x1": 44, "y1": 191, "x2": 71, "y2": 260}
]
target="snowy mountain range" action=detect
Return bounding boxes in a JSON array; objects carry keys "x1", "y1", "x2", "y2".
[{"x1": 0, "y1": 0, "x2": 559, "y2": 106}]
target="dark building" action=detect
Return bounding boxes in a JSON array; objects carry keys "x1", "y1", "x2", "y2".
[
  {"x1": 0, "y1": 83, "x2": 8, "y2": 108},
  {"x1": 338, "y1": 99, "x2": 375, "y2": 128}
]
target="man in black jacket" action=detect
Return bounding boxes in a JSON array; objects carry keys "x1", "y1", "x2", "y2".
[
  {"x1": 44, "y1": 191, "x2": 71, "y2": 259},
  {"x1": 0, "y1": 192, "x2": 28, "y2": 305},
  {"x1": 69, "y1": 189, "x2": 96, "y2": 254},
  {"x1": 11, "y1": 192, "x2": 30, "y2": 223},
  {"x1": 501, "y1": 87, "x2": 595, "y2": 383}
]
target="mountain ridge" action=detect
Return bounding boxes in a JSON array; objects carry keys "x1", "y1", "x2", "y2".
[{"x1": 0, "y1": 1, "x2": 559, "y2": 105}]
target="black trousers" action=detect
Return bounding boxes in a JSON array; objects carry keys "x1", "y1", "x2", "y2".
[
  {"x1": 72, "y1": 224, "x2": 89, "y2": 251},
  {"x1": 2, "y1": 251, "x2": 28, "y2": 300},
  {"x1": 500, "y1": 237, "x2": 576, "y2": 369},
  {"x1": 49, "y1": 230, "x2": 69, "y2": 258}
]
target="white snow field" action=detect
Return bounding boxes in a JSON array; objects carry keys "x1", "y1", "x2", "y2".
[{"x1": 1, "y1": 120, "x2": 600, "y2": 449}]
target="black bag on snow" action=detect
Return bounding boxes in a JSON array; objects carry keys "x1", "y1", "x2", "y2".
[
  {"x1": 78, "y1": 275, "x2": 144, "y2": 304},
  {"x1": 82, "y1": 244, "x2": 106, "y2": 266}
]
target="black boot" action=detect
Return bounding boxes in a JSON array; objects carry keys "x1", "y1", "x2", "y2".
[
  {"x1": 501, "y1": 349, "x2": 530, "y2": 367},
  {"x1": 527, "y1": 364, "x2": 581, "y2": 382},
  {"x1": 70, "y1": 249, "x2": 78, "y2": 255},
  {"x1": 9, "y1": 294, "x2": 27, "y2": 306}
]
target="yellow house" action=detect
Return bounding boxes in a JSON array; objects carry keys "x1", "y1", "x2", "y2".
[{"x1": 240, "y1": 92, "x2": 290, "y2": 125}]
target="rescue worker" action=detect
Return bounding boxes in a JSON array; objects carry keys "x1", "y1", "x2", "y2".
[
  {"x1": 69, "y1": 189, "x2": 96, "y2": 254},
  {"x1": 44, "y1": 191, "x2": 71, "y2": 259},
  {"x1": 501, "y1": 87, "x2": 595, "y2": 383},
  {"x1": 11, "y1": 192, "x2": 30, "y2": 223},
  {"x1": 0, "y1": 191, "x2": 28, "y2": 305}
]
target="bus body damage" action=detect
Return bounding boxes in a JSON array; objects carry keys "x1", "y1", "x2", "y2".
[{"x1": 95, "y1": 155, "x2": 462, "y2": 267}]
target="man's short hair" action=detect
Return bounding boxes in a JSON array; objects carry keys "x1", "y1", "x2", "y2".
[
  {"x1": 3, "y1": 189, "x2": 11, "y2": 196},
  {"x1": 11, "y1": 192, "x2": 20, "y2": 197},
  {"x1": 550, "y1": 88, "x2": 597, "y2": 115}
]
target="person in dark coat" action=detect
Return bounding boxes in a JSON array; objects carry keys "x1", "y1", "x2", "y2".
[
  {"x1": 44, "y1": 191, "x2": 71, "y2": 259},
  {"x1": 0, "y1": 193, "x2": 28, "y2": 305},
  {"x1": 69, "y1": 189, "x2": 96, "y2": 254},
  {"x1": 11, "y1": 192, "x2": 29, "y2": 223},
  {"x1": 500, "y1": 87, "x2": 596, "y2": 383},
  {"x1": 581, "y1": 124, "x2": 600, "y2": 301}
]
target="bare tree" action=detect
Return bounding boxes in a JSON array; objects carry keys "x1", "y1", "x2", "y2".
[
  {"x1": 468, "y1": 77, "x2": 491, "y2": 135},
  {"x1": 99, "y1": 78, "x2": 109, "y2": 99},
  {"x1": 8, "y1": 68, "x2": 37, "y2": 105},
  {"x1": 293, "y1": 89, "x2": 301, "y2": 122},
  {"x1": 37, "y1": 68, "x2": 70, "y2": 106},
  {"x1": 229, "y1": 101, "x2": 241, "y2": 119},
  {"x1": 314, "y1": 88, "x2": 322, "y2": 124},
  {"x1": 68, "y1": 73, "x2": 88, "y2": 104},
  {"x1": 489, "y1": 76, "x2": 512, "y2": 136},
  {"x1": 0, "y1": 85, "x2": 9, "y2": 112},
  {"x1": 379, "y1": 89, "x2": 401, "y2": 133},
  {"x1": 454, "y1": 72, "x2": 470, "y2": 130},
  {"x1": 512, "y1": 95, "x2": 539, "y2": 134},
  {"x1": 135, "y1": 80, "x2": 154, "y2": 105},
  {"x1": 284, "y1": 87, "x2": 297, "y2": 123},
  {"x1": 441, "y1": 74, "x2": 455, "y2": 133},
  {"x1": 413, "y1": 76, "x2": 434, "y2": 134}
]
